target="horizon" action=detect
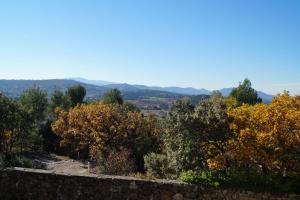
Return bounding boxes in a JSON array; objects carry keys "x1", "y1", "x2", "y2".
[
  {"x1": 0, "y1": 77, "x2": 279, "y2": 95},
  {"x1": 0, "y1": 0, "x2": 299, "y2": 95}
]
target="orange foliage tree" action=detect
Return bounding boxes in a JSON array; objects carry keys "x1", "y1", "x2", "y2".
[
  {"x1": 52, "y1": 102, "x2": 159, "y2": 167},
  {"x1": 208, "y1": 92, "x2": 300, "y2": 176}
]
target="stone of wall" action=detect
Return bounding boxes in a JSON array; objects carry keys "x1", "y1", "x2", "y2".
[{"x1": 0, "y1": 168, "x2": 299, "y2": 200}]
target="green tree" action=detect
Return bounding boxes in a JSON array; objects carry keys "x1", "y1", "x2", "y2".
[
  {"x1": 50, "y1": 90, "x2": 70, "y2": 111},
  {"x1": 210, "y1": 90, "x2": 223, "y2": 100},
  {"x1": 123, "y1": 101, "x2": 140, "y2": 112},
  {"x1": 40, "y1": 120, "x2": 61, "y2": 153},
  {"x1": 19, "y1": 87, "x2": 49, "y2": 152},
  {"x1": 145, "y1": 96, "x2": 231, "y2": 178},
  {"x1": 229, "y1": 79, "x2": 262, "y2": 105},
  {"x1": 0, "y1": 93, "x2": 33, "y2": 156},
  {"x1": 66, "y1": 85, "x2": 86, "y2": 107},
  {"x1": 102, "y1": 89, "x2": 124, "y2": 105},
  {"x1": 19, "y1": 86, "x2": 48, "y2": 124}
]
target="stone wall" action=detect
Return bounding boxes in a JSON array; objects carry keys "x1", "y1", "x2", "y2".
[{"x1": 0, "y1": 168, "x2": 299, "y2": 200}]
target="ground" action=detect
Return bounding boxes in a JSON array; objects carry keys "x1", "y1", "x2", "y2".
[
  {"x1": 46, "y1": 154, "x2": 90, "y2": 175},
  {"x1": 27, "y1": 153, "x2": 93, "y2": 175}
]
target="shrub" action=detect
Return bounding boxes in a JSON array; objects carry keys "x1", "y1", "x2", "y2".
[
  {"x1": 222, "y1": 167, "x2": 300, "y2": 194},
  {"x1": 52, "y1": 102, "x2": 160, "y2": 172},
  {"x1": 0, "y1": 154, "x2": 46, "y2": 169},
  {"x1": 211, "y1": 93, "x2": 300, "y2": 176},
  {"x1": 97, "y1": 148, "x2": 136, "y2": 176},
  {"x1": 179, "y1": 167, "x2": 300, "y2": 194},
  {"x1": 180, "y1": 170, "x2": 220, "y2": 187},
  {"x1": 144, "y1": 153, "x2": 172, "y2": 178},
  {"x1": 153, "y1": 96, "x2": 230, "y2": 178}
]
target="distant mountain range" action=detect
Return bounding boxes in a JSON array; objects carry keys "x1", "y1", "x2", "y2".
[
  {"x1": 0, "y1": 79, "x2": 108, "y2": 100},
  {"x1": 69, "y1": 77, "x2": 115, "y2": 86},
  {"x1": 71, "y1": 78, "x2": 274, "y2": 103},
  {"x1": 0, "y1": 79, "x2": 188, "y2": 101},
  {"x1": 0, "y1": 78, "x2": 274, "y2": 104},
  {"x1": 0, "y1": 79, "x2": 194, "y2": 113}
]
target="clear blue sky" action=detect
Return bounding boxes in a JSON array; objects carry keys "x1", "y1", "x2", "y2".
[{"x1": 0, "y1": 0, "x2": 299, "y2": 94}]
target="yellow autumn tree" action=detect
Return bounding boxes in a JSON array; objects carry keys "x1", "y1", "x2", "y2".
[
  {"x1": 52, "y1": 102, "x2": 159, "y2": 163},
  {"x1": 208, "y1": 92, "x2": 300, "y2": 176}
]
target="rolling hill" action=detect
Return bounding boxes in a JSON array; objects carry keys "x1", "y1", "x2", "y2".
[
  {"x1": 0, "y1": 79, "x2": 273, "y2": 113},
  {"x1": 0, "y1": 79, "x2": 108, "y2": 100},
  {"x1": 0, "y1": 79, "x2": 201, "y2": 113},
  {"x1": 71, "y1": 78, "x2": 274, "y2": 103}
]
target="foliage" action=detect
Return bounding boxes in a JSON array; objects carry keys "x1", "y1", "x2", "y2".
[
  {"x1": 2, "y1": 78, "x2": 300, "y2": 194},
  {"x1": 18, "y1": 87, "x2": 49, "y2": 151},
  {"x1": 154, "y1": 96, "x2": 231, "y2": 178},
  {"x1": 179, "y1": 167, "x2": 300, "y2": 194},
  {"x1": 0, "y1": 93, "x2": 34, "y2": 155},
  {"x1": 144, "y1": 153, "x2": 171, "y2": 178},
  {"x1": 229, "y1": 78, "x2": 262, "y2": 105},
  {"x1": 52, "y1": 102, "x2": 160, "y2": 171},
  {"x1": 97, "y1": 148, "x2": 136, "y2": 175},
  {"x1": 0, "y1": 153, "x2": 46, "y2": 169},
  {"x1": 66, "y1": 85, "x2": 86, "y2": 107},
  {"x1": 50, "y1": 90, "x2": 71, "y2": 111},
  {"x1": 123, "y1": 101, "x2": 140, "y2": 112},
  {"x1": 40, "y1": 120, "x2": 61, "y2": 153},
  {"x1": 210, "y1": 92, "x2": 300, "y2": 177},
  {"x1": 19, "y1": 86, "x2": 48, "y2": 124},
  {"x1": 220, "y1": 167, "x2": 300, "y2": 193},
  {"x1": 188, "y1": 94, "x2": 210, "y2": 105},
  {"x1": 102, "y1": 89, "x2": 124, "y2": 105},
  {"x1": 46, "y1": 86, "x2": 88, "y2": 154},
  {"x1": 180, "y1": 170, "x2": 220, "y2": 187}
]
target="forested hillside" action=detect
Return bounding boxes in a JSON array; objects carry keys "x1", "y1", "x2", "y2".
[
  {"x1": 0, "y1": 79, "x2": 107, "y2": 99},
  {"x1": 0, "y1": 79, "x2": 208, "y2": 112}
]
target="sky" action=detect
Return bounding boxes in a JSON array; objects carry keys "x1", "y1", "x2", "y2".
[{"x1": 0, "y1": 0, "x2": 299, "y2": 95}]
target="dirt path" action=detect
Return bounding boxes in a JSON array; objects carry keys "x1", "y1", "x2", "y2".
[
  {"x1": 45, "y1": 155, "x2": 90, "y2": 175},
  {"x1": 23, "y1": 153, "x2": 91, "y2": 175},
  {"x1": 21, "y1": 153, "x2": 96, "y2": 175}
]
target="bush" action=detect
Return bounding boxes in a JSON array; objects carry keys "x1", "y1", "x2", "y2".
[
  {"x1": 159, "y1": 97, "x2": 231, "y2": 178},
  {"x1": 179, "y1": 167, "x2": 300, "y2": 194},
  {"x1": 0, "y1": 154, "x2": 46, "y2": 169},
  {"x1": 144, "y1": 153, "x2": 172, "y2": 178},
  {"x1": 222, "y1": 167, "x2": 300, "y2": 194},
  {"x1": 180, "y1": 170, "x2": 220, "y2": 187},
  {"x1": 97, "y1": 149, "x2": 136, "y2": 176},
  {"x1": 52, "y1": 102, "x2": 160, "y2": 172}
]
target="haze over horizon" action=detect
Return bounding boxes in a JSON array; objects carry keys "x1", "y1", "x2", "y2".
[{"x1": 0, "y1": 0, "x2": 299, "y2": 95}]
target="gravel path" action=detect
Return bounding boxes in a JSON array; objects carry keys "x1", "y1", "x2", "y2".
[
  {"x1": 21, "y1": 153, "x2": 95, "y2": 175},
  {"x1": 46, "y1": 155, "x2": 90, "y2": 175}
]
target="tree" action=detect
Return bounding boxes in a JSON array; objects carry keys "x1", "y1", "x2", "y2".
[
  {"x1": 19, "y1": 86, "x2": 48, "y2": 124},
  {"x1": 18, "y1": 87, "x2": 49, "y2": 152},
  {"x1": 50, "y1": 90, "x2": 70, "y2": 111},
  {"x1": 209, "y1": 92, "x2": 300, "y2": 177},
  {"x1": 45, "y1": 89, "x2": 73, "y2": 153},
  {"x1": 229, "y1": 79, "x2": 262, "y2": 105},
  {"x1": 52, "y1": 102, "x2": 159, "y2": 171},
  {"x1": 123, "y1": 101, "x2": 140, "y2": 112},
  {"x1": 102, "y1": 89, "x2": 123, "y2": 105},
  {"x1": 66, "y1": 85, "x2": 86, "y2": 107},
  {"x1": 145, "y1": 96, "x2": 231, "y2": 178},
  {"x1": 0, "y1": 93, "x2": 33, "y2": 156}
]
